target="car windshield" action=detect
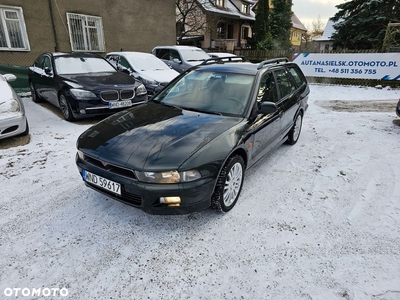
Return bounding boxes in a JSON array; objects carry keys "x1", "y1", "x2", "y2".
[
  {"x1": 180, "y1": 49, "x2": 211, "y2": 62},
  {"x1": 127, "y1": 55, "x2": 170, "y2": 71},
  {"x1": 153, "y1": 70, "x2": 254, "y2": 116},
  {"x1": 55, "y1": 56, "x2": 116, "y2": 75}
]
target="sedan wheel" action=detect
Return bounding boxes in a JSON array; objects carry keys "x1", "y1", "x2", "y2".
[
  {"x1": 59, "y1": 94, "x2": 75, "y2": 121},
  {"x1": 287, "y1": 112, "x2": 303, "y2": 145},
  {"x1": 30, "y1": 82, "x2": 41, "y2": 103},
  {"x1": 212, "y1": 155, "x2": 245, "y2": 212}
]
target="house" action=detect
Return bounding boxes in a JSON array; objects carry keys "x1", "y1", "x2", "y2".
[
  {"x1": 177, "y1": 0, "x2": 256, "y2": 51},
  {"x1": 314, "y1": 19, "x2": 339, "y2": 52},
  {"x1": 0, "y1": 0, "x2": 176, "y2": 67}
]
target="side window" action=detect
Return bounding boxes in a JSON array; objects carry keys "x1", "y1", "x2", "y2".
[
  {"x1": 118, "y1": 57, "x2": 131, "y2": 71},
  {"x1": 33, "y1": 56, "x2": 45, "y2": 69},
  {"x1": 157, "y1": 49, "x2": 170, "y2": 61},
  {"x1": 287, "y1": 66, "x2": 306, "y2": 87},
  {"x1": 170, "y1": 50, "x2": 181, "y2": 62},
  {"x1": 257, "y1": 72, "x2": 278, "y2": 103},
  {"x1": 43, "y1": 56, "x2": 53, "y2": 72},
  {"x1": 274, "y1": 69, "x2": 294, "y2": 99}
]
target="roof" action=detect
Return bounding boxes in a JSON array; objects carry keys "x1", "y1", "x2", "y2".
[
  {"x1": 315, "y1": 19, "x2": 340, "y2": 42},
  {"x1": 292, "y1": 13, "x2": 307, "y2": 32},
  {"x1": 198, "y1": 0, "x2": 255, "y2": 21}
]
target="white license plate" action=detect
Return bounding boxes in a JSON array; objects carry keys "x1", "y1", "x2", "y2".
[
  {"x1": 109, "y1": 100, "x2": 132, "y2": 109},
  {"x1": 83, "y1": 170, "x2": 121, "y2": 195}
]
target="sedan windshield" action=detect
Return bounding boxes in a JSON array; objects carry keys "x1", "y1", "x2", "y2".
[
  {"x1": 55, "y1": 56, "x2": 116, "y2": 75},
  {"x1": 153, "y1": 70, "x2": 254, "y2": 116}
]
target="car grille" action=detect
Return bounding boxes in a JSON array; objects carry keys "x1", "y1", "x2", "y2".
[
  {"x1": 100, "y1": 89, "x2": 135, "y2": 101},
  {"x1": 84, "y1": 154, "x2": 137, "y2": 180}
]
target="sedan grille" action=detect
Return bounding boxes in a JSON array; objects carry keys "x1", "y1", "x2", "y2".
[
  {"x1": 100, "y1": 90, "x2": 119, "y2": 101},
  {"x1": 120, "y1": 89, "x2": 135, "y2": 100},
  {"x1": 84, "y1": 155, "x2": 137, "y2": 180}
]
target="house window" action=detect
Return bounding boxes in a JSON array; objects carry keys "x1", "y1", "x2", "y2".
[
  {"x1": 215, "y1": 0, "x2": 225, "y2": 7},
  {"x1": 67, "y1": 13, "x2": 105, "y2": 52},
  {"x1": 0, "y1": 5, "x2": 30, "y2": 51},
  {"x1": 241, "y1": 4, "x2": 249, "y2": 14},
  {"x1": 217, "y1": 22, "x2": 226, "y2": 38}
]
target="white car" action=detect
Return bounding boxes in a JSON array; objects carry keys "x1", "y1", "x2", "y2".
[
  {"x1": 209, "y1": 52, "x2": 243, "y2": 62},
  {"x1": 106, "y1": 52, "x2": 180, "y2": 96},
  {"x1": 0, "y1": 74, "x2": 29, "y2": 140}
]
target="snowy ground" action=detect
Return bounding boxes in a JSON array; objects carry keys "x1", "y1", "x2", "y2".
[{"x1": 1, "y1": 84, "x2": 400, "y2": 300}]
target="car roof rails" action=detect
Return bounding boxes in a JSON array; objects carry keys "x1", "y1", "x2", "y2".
[
  {"x1": 200, "y1": 56, "x2": 246, "y2": 66},
  {"x1": 257, "y1": 57, "x2": 289, "y2": 69}
]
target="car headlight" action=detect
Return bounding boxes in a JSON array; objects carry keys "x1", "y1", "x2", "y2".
[
  {"x1": 136, "y1": 83, "x2": 147, "y2": 96},
  {"x1": 70, "y1": 89, "x2": 97, "y2": 100},
  {"x1": 135, "y1": 169, "x2": 201, "y2": 183},
  {"x1": 0, "y1": 98, "x2": 21, "y2": 114}
]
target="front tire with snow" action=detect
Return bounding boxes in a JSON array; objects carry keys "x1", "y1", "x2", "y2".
[
  {"x1": 286, "y1": 112, "x2": 303, "y2": 145},
  {"x1": 212, "y1": 155, "x2": 245, "y2": 213},
  {"x1": 59, "y1": 93, "x2": 75, "y2": 122}
]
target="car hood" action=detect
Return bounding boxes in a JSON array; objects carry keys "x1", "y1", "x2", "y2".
[
  {"x1": 140, "y1": 69, "x2": 179, "y2": 83},
  {"x1": 60, "y1": 72, "x2": 136, "y2": 88},
  {"x1": 78, "y1": 102, "x2": 242, "y2": 171}
]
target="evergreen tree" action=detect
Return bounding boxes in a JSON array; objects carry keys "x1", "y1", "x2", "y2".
[
  {"x1": 253, "y1": 0, "x2": 273, "y2": 49},
  {"x1": 331, "y1": 0, "x2": 400, "y2": 50},
  {"x1": 270, "y1": 0, "x2": 293, "y2": 49}
]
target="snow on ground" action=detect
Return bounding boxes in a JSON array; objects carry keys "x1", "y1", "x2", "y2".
[{"x1": 0, "y1": 84, "x2": 400, "y2": 300}]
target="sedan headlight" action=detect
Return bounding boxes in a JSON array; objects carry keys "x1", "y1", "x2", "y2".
[
  {"x1": 70, "y1": 89, "x2": 97, "y2": 100},
  {"x1": 135, "y1": 169, "x2": 201, "y2": 183},
  {"x1": 0, "y1": 98, "x2": 21, "y2": 114},
  {"x1": 136, "y1": 83, "x2": 147, "y2": 96}
]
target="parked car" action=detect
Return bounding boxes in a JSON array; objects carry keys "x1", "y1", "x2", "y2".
[
  {"x1": 28, "y1": 52, "x2": 148, "y2": 121},
  {"x1": 152, "y1": 45, "x2": 211, "y2": 73},
  {"x1": 105, "y1": 52, "x2": 179, "y2": 96},
  {"x1": 76, "y1": 57, "x2": 309, "y2": 215},
  {"x1": 208, "y1": 52, "x2": 244, "y2": 62},
  {"x1": 396, "y1": 99, "x2": 400, "y2": 117},
  {"x1": 0, "y1": 74, "x2": 29, "y2": 140}
]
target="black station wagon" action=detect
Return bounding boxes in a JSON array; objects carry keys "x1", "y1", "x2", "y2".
[{"x1": 76, "y1": 57, "x2": 309, "y2": 214}]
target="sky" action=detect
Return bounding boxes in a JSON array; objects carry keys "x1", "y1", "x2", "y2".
[
  {"x1": 1, "y1": 84, "x2": 400, "y2": 299},
  {"x1": 291, "y1": 0, "x2": 347, "y2": 30}
]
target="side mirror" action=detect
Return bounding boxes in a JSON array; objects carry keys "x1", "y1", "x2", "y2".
[
  {"x1": 44, "y1": 67, "x2": 52, "y2": 75},
  {"x1": 172, "y1": 58, "x2": 181, "y2": 64},
  {"x1": 259, "y1": 102, "x2": 278, "y2": 115},
  {"x1": 3, "y1": 73, "x2": 17, "y2": 82}
]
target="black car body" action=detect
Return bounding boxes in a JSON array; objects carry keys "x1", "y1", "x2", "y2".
[
  {"x1": 28, "y1": 52, "x2": 148, "y2": 121},
  {"x1": 76, "y1": 58, "x2": 310, "y2": 214},
  {"x1": 397, "y1": 99, "x2": 400, "y2": 117}
]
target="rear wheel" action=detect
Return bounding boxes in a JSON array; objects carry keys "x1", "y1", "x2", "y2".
[
  {"x1": 212, "y1": 155, "x2": 245, "y2": 213},
  {"x1": 59, "y1": 93, "x2": 75, "y2": 121},
  {"x1": 286, "y1": 112, "x2": 303, "y2": 145},
  {"x1": 30, "y1": 82, "x2": 42, "y2": 103}
]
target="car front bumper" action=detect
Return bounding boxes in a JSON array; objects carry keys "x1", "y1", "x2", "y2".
[
  {"x1": 0, "y1": 113, "x2": 28, "y2": 140},
  {"x1": 76, "y1": 154, "x2": 216, "y2": 215}
]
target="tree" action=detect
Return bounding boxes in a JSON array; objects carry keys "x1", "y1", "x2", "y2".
[
  {"x1": 331, "y1": 0, "x2": 400, "y2": 50},
  {"x1": 175, "y1": 0, "x2": 208, "y2": 45},
  {"x1": 311, "y1": 15, "x2": 325, "y2": 39},
  {"x1": 253, "y1": 0, "x2": 273, "y2": 49},
  {"x1": 270, "y1": 0, "x2": 293, "y2": 49}
]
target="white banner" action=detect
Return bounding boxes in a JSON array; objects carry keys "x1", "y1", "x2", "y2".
[{"x1": 292, "y1": 53, "x2": 400, "y2": 80}]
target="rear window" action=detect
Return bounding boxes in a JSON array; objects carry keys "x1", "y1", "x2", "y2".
[{"x1": 287, "y1": 66, "x2": 306, "y2": 87}]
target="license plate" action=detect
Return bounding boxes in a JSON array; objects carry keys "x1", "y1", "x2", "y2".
[
  {"x1": 109, "y1": 100, "x2": 132, "y2": 109},
  {"x1": 82, "y1": 170, "x2": 121, "y2": 195}
]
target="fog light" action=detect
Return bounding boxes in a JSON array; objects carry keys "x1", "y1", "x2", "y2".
[
  {"x1": 79, "y1": 109, "x2": 86, "y2": 114},
  {"x1": 160, "y1": 196, "x2": 181, "y2": 205}
]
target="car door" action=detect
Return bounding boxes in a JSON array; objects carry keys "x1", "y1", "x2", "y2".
[
  {"x1": 39, "y1": 55, "x2": 59, "y2": 106},
  {"x1": 250, "y1": 71, "x2": 284, "y2": 163},
  {"x1": 273, "y1": 67, "x2": 300, "y2": 136}
]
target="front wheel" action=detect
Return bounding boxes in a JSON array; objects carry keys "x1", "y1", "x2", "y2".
[
  {"x1": 212, "y1": 155, "x2": 245, "y2": 213},
  {"x1": 286, "y1": 112, "x2": 303, "y2": 145},
  {"x1": 59, "y1": 93, "x2": 75, "y2": 122}
]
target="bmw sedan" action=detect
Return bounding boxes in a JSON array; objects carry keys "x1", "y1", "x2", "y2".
[
  {"x1": 0, "y1": 74, "x2": 29, "y2": 140},
  {"x1": 76, "y1": 58, "x2": 309, "y2": 214},
  {"x1": 28, "y1": 52, "x2": 148, "y2": 121}
]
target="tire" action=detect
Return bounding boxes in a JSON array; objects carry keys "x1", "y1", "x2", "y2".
[
  {"x1": 286, "y1": 112, "x2": 303, "y2": 145},
  {"x1": 212, "y1": 155, "x2": 245, "y2": 213},
  {"x1": 58, "y1": 93, "x2": 75, "y2": 121},
  {"x1": 30, "y1": 82, "x2": 42, "y2": 103}
]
